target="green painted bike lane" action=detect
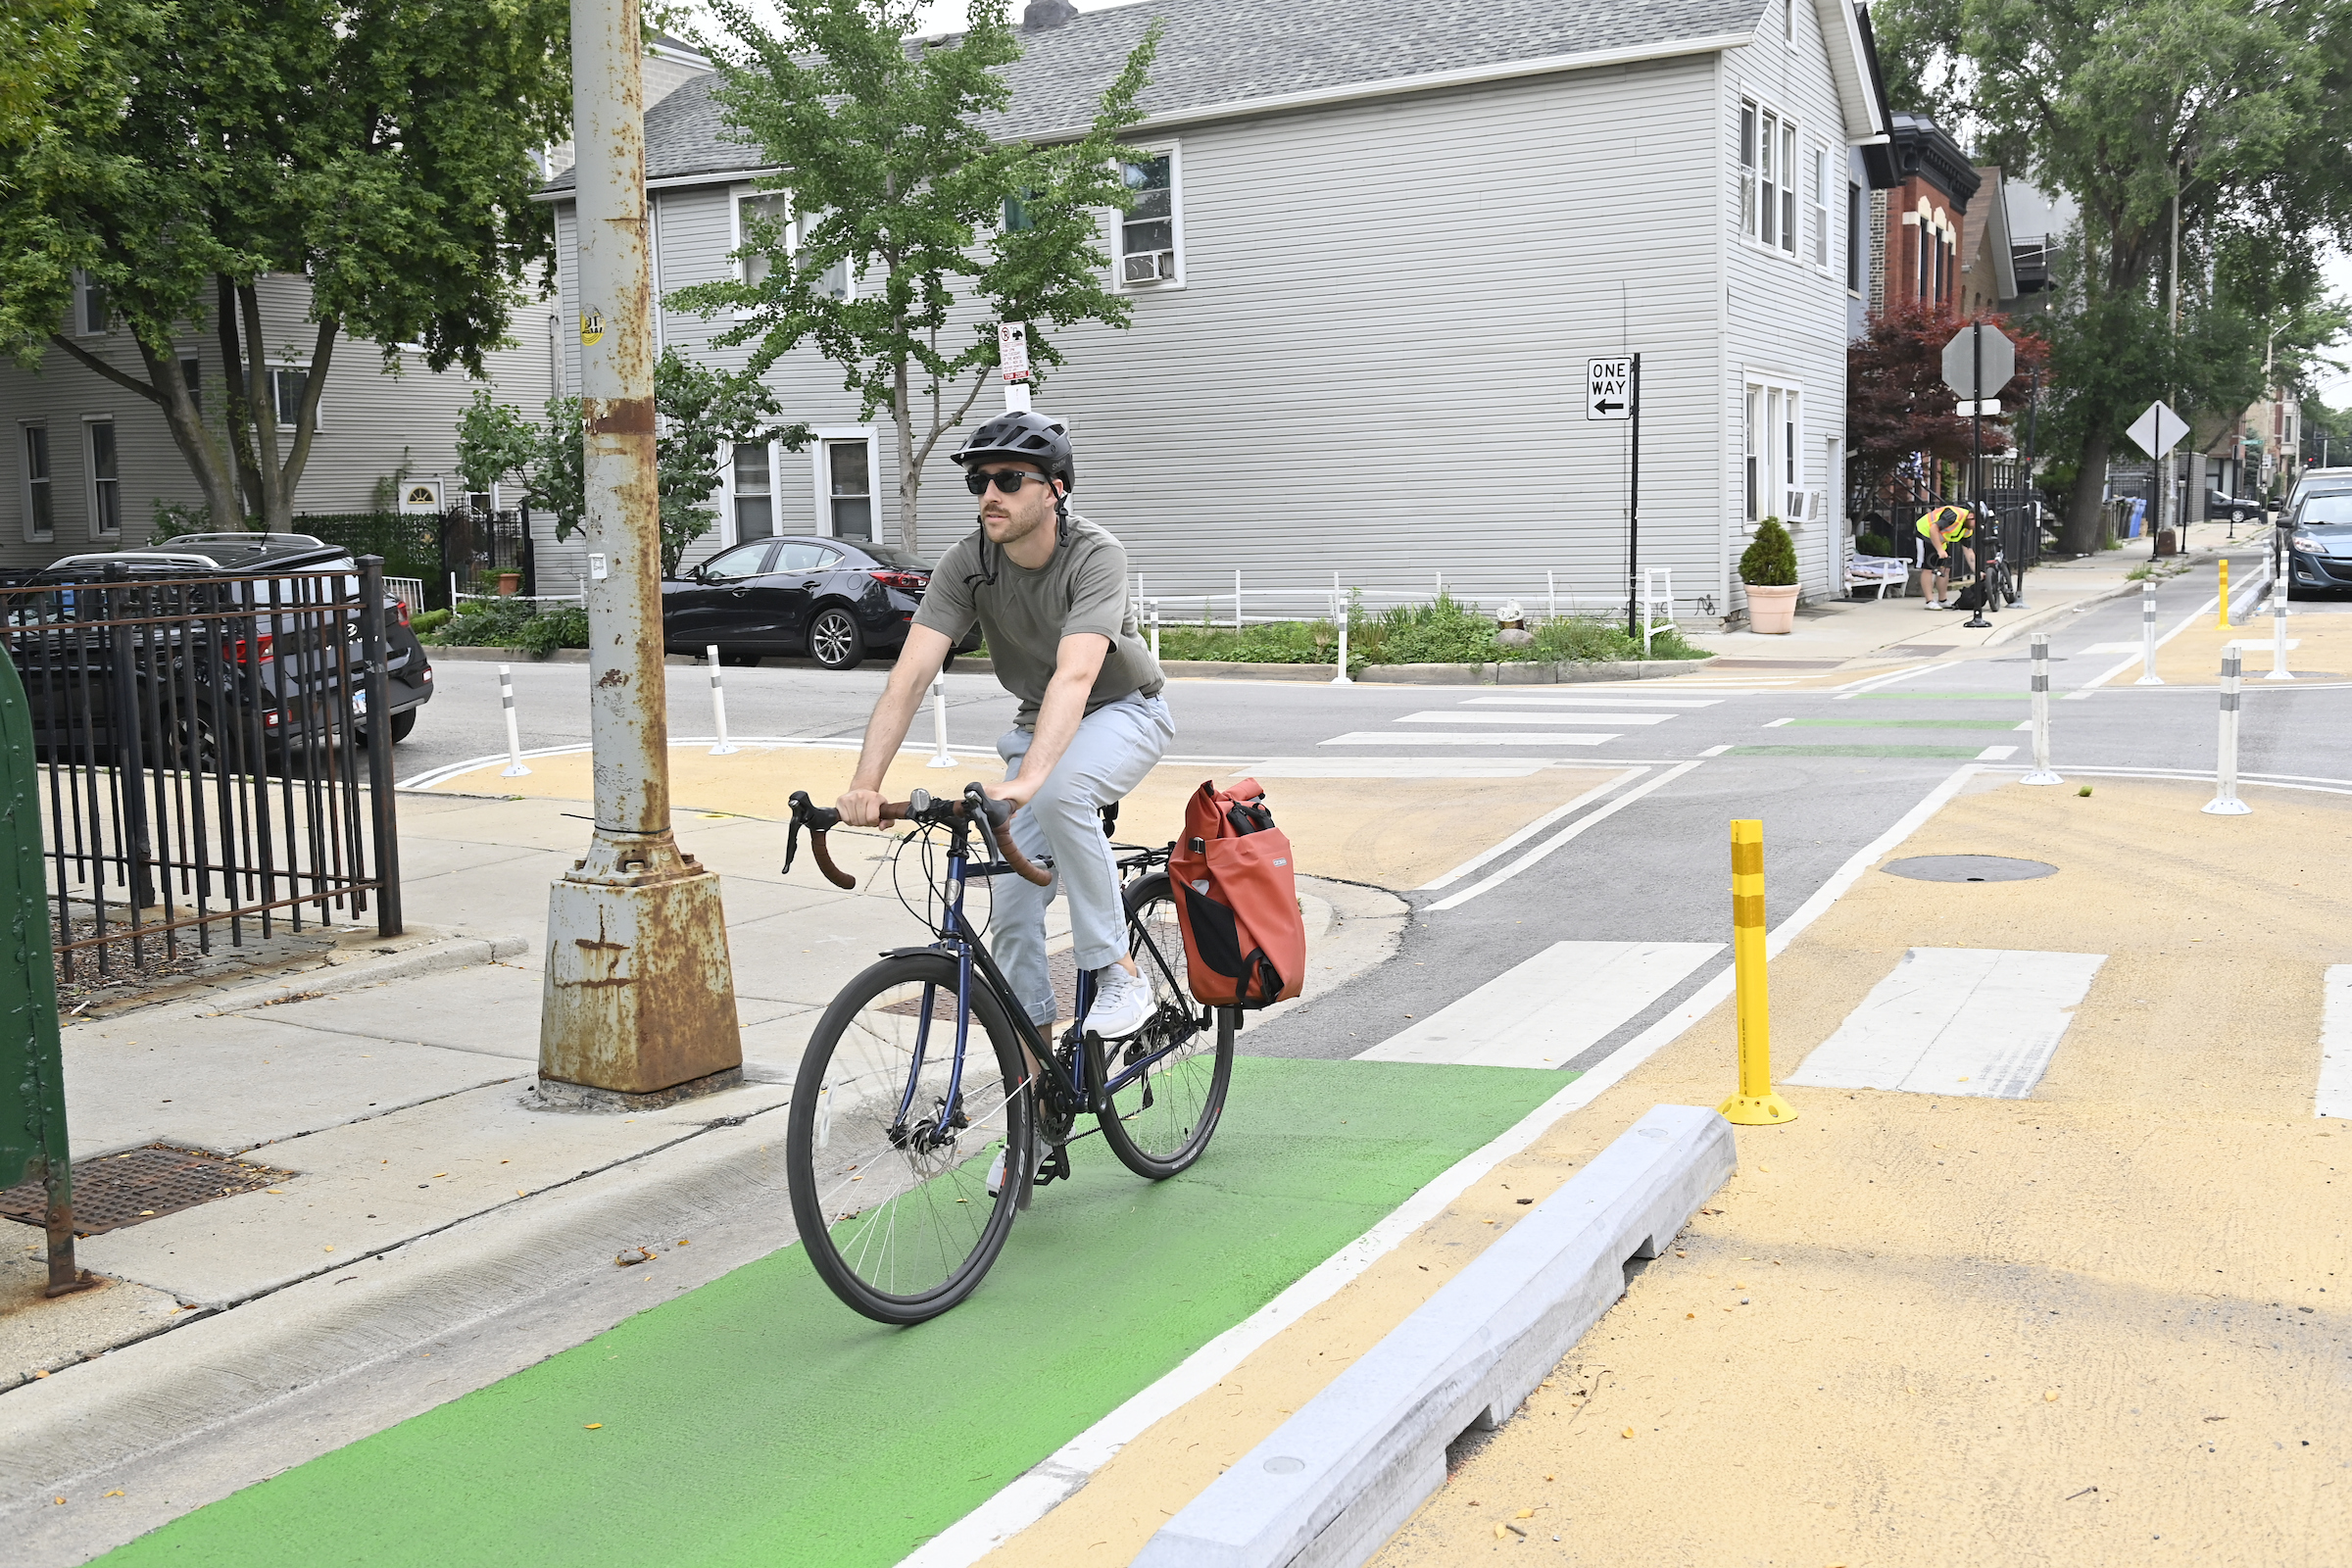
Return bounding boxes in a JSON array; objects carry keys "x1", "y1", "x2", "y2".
[{"x1": 100, "y1": 1056, "x2": 1566, "y2": 1568}]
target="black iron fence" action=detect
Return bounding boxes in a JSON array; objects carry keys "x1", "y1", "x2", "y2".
[
  {"x1": 291, "y1": 507, "x2": 536, "y2": 610},
  {"x1": 0, "y1": 559, "x2": 403, "y2": 984},
  {"x1": 1855, "y1": 472, "x2": 2049, "y2": 575},
  {"x1": 440, "y1": 506, "x2": 534, "y2": 598}
]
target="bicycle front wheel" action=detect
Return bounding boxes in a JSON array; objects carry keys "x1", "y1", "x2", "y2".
[
  {"x1": 786, "y1": 952, "x2": 1035, "y2": 1324},
  {"x1": 1088, "y1": 871, "x2": 1236, "y2": 1180}
]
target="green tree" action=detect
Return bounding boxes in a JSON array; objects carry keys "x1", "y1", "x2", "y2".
[
  {"x1": 1739, "y1": 517, "x2": 1798, "y2": 587},
  {"x1": 0, "y1": 0, "x2": 88, "y2": 152},
  {"x1": 527, "y1": 351, "x2": 795, "y2": 576},
  {"x1": 455, "y1": 391, "x2": 541, "y2": 498},
  {"x1": 0, "y1": 0, "x2": 570, "y2": 532},
  {"x1": 673, "y1": 0, "x2": 1160, "y2": 555},
  {"x1": 1874, "y1": 0, "x2": 2352, "y2": 553}
]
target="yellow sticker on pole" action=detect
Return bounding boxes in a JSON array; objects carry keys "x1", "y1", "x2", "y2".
[{"x1": 580, "y1": 308, "x2": 605, "y2": 346}]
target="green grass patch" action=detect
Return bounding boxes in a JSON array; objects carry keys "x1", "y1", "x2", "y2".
[{"x1": 1149, "y1": 594, "x2": 1708, "y2": 670}]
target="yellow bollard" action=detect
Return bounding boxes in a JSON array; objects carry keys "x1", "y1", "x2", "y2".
[
  {"x1": 1717, "y1": 820, "x2": 1795, "y2": 1126},
  {"x1": 2218, "y1": 559, "x2": 2230, "y2": 628}
]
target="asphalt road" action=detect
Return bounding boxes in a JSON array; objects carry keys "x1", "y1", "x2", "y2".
[{"x1": 388, "y1": 549, "x2": 2352, "y2": 1075}]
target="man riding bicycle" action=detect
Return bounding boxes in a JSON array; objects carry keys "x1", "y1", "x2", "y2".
[
  {"x1": 835, "y1": 411, "x2": 1172, "y2": 1042},
  {"x1": 1915, "y1": 502, "x2": 1976, "y2": 611}
]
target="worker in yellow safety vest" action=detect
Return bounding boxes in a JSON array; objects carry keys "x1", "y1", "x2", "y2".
[{"x1": 1913, "y1": 504, "x2": 1976, "y2": 611}]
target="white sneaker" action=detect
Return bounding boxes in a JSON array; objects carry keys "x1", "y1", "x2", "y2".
[{"x1": 1086, "y1": 962, "x2": 1153, "y2": 1040}]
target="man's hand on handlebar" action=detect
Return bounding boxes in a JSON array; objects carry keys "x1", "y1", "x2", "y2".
[
  {"x1": 982, "y1": 774, "x2": 1040, "y2": 811},
  {"x1": 836, "y1": 786, "x2": 889, "y2": 829}
]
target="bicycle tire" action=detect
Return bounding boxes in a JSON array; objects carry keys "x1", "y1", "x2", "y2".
[
  {"x1": 1087, "y1": 871, "x2": 1236, "y2": 1180},
  {"x1": 786, "y1": 952, "x2": 1036, "y2": 1324}
]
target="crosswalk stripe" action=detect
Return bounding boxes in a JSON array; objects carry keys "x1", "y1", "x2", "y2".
[
  {"x1": 1394, "y1": 710, "x2": 1676, "y2": 726},
  {"x1": 2319, "y1": 966, "x2": 2352, "y2": 1119},
  {"x1": 1461, "y1": 696, "x2": 1723, "y2": 709},
  {"x1": 1357, "y1": 940, "x2": 1725, "y2": 1068},
  {"x1": 1786, "y1": 947, "x2": 2107, "y2": 1099},
  {"x1": 1320, "y1": 732, "x2": 1619, "y2": 746}
]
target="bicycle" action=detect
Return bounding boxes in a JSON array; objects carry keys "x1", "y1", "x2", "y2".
[{"x1": 779, "y1": 782, "x2": 1237, "y2": 1324}]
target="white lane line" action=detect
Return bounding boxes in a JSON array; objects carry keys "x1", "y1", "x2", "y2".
[
  {"x1": 1417, "y1": 769, "x2": 1647, "y2": 890},
  {"x1": 1358, "y1": 941, "x2": 1725, "y2": 1068},
  {"x1": 1763, "y1": 716, "x2": 1793, "y2": 728},
  {"x1": 902, "y1": 762, "x2": 1985, "y2": 1568},
  {"x1": 2230, "y1": 637, "x2": 2300, "y2": 651},
  {"x1": 1975, "y1": 745, "x2": 2019, "y2": 760},
  {"x1": 396, "y1": 735, "x2": 978, "y2": 790},
  {"x1": 1395, "y1": 710, "x2": 1677, "y2": 726},
  {"x1": 1786, "y1": 948, "x2": 2107, "y2": 1099},
  {"x1": 1238, "y1": 759, "x2": 1558, "y2": 779},
  {"x1": 2320, "y1": 966, "x2": 2352, "y2": 1119},
  {"x1": 1831, "y1": 662, "x2": 1938, "y2": 699},
  {"x1": 1697, "y1": 744, "x2": 1733, "y2": 757},
  {"x1": 1320, "y1": 732, "x2": 1620, "y2": 747},
  {"x1": 2066, "y1": 595, "x2": 2220, "y2": 698},
  {"x1": 2012, "y1": 719, "x2": 2034, "y2": 731},
  {"x1": 1426, "y1": 760, "x2": 1704, "y2": 911},
  {"x1": 2081, "y1": 641, "x2": 2145, "y2": 654},
  {"x1": 1461, "y1": 695, "x2": 1724, "y2": 709}
]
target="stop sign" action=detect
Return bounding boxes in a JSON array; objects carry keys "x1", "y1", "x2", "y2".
[{"x1": 1940, "y1": 323, "x2": 2017, "y2": 400}]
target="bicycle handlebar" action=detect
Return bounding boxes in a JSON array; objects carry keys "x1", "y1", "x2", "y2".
[{"x1": 784, "y1": 786, "x2": 1053, "y2": 890}]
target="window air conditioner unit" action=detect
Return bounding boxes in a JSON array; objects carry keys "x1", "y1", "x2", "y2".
[
  {"x1": 1123, "y1": 250, "x2": 1176, "y2": 283},
  {"x1": 1783, "y1": 488, "x2": 1811, "y2": 521}
]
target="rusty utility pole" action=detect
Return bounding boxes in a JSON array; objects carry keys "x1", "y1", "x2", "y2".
[{"x1": 538, "y1": 0, "x2": 741, "y2": 1104}]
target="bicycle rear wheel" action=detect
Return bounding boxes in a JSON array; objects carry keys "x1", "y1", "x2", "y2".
[
  {"x1": 1088, "y1": 871, "x2": 1236, "y2": 1180},
  {"x1": 786, "y1": 952, "x2": 1035, "y2": 1324}
]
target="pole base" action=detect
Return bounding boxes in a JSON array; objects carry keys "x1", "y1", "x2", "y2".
[
  {"x1": 2263, "y1": 672, "x2": 2295, "y2": 683},
  {"x1": 2133, "y1": 675, "x2": 2166, "y2": 686},
  {"x1": 1717, "y1": 1092, "x2": 1796, "y2": 1125},
  {"x1": 709, "y1": 742, "x2": 739, "y2": 757},
  {"x1": 501, "y1": 761, "x2": 533, "y2": 777},
  {"x1": 2200, "y1": 797, "x2": 2252, "y2": 816},
  {"x1": 1329, "y1": 674, "x2": 1353, "y2": 686},
  {"x1": 1962, "y1": 612, "x2": 1992, "y2": 629},
  {"x1": 926, "y1": 752, "x2": 958, "y2": 768},
  {"x1": 2020, "y1": 770, "x2": 2064, "y2": 785},
  {"x1": 539, "y1": 854, "x2": 742, "y2": 1097}
]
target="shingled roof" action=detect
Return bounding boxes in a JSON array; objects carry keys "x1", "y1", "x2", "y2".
[{"x1": 544, "y1": 0, "x2": 1772, "y2": 194}]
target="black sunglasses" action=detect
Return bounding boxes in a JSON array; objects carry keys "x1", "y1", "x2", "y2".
[{"x1": 963, "y1": 469, "x2": 1054, "y2": 496}]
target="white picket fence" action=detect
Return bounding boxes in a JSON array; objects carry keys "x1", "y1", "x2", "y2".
[{"x1": 1130, "y1": 569, "x2": 1690, "y2": 658}]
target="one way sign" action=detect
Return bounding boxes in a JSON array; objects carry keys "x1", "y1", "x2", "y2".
[{"x1": 1587, "y1": 357, "x2": 1633, "y2": 420}]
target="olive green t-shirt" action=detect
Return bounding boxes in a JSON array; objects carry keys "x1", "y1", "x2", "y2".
[{"x1": 912, "y1": 513, "x2": 1165, "y2": 729}]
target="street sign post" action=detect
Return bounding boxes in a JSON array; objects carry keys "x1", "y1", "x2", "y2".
[
  {"x1": 999, "y1": 321, "x2": 1031, "y2": 414},
  {"x1": 2127, "y1": 401, "x2": 2189, "y2": 561},
  {"x1": 1943, "y1": 323, "x2": 2017, "y2": 628},
  {"x1": 1590, "y1": 357, "x2": 1642, "y2": 636}
]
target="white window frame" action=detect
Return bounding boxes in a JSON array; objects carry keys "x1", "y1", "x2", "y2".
[
  {"x1": 20, "y1": 421, "x2": 53, "y2": 542},
  {"x1": 1109, "y1": 142, "x2": 1185, "y2": 292},
  {"x1": 82, "y1": 415, "x2": 121, "y2": 538},
  {"x1": 1741, "y1": 374, "x2": 1804, "y2": 526},
  {"x1": 730, "y1": 184, "x2": 793, "y2": 292},
  {"x1": 71, "y1": 271, "x2": 109, "y2": 337},
  {"x1": 722, "y1": 436, "x2": 780, "y2": 549},
  {"x1": 1739, "y1": 100, "x2": 1800, "y2": 259},
  {"x1": 268, "y1": 363, "x2": 319, "y2": 431},
  {"x1": 1845, "y1": 178, "x2": 1866, "y2": 295},
  {"x1": 808, "y1": 425, "x2": 880, "y2": 543},
  {"x1": 1808, "y1": 141, "x2": 1831, "y2": 270}
]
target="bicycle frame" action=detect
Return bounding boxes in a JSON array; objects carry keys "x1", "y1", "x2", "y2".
[{"x1": 897, "y1": 819, "x2": 1203, "y2": 1145}]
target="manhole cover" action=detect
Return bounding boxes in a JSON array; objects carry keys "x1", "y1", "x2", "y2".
[
  {"x1": 1882, "y1": 855, "x2": 2057, "y2": 883},
  {"x1": 0, "y1": 1145, "x2": 296, "y2": 1237}
]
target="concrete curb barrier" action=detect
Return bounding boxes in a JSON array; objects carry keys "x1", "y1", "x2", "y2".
[
  {"x1": 1134, "y1": 1103, "x2": 1736, "y2": 1568},
  {"x1": 1106, "y1": 657, "x2": 1719, "y2": 685},
  {"x1": 424, "y1": 646, "x2": 698, "y2": 665}
]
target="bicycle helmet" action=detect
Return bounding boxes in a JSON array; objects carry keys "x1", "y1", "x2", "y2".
[{"x1": 949, "y1": 410, "x2": 1076, "y2": 492}]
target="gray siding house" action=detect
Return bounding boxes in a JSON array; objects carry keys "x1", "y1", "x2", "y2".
[
  {"x1": 0, "y1": 273, "x2": 562, "y2": 571},
  {"x1": 541, "y1": 0, "x2": 1886, "y2": 625}
]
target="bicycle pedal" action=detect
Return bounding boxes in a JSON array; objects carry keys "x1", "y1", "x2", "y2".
[{"x1": 1035, "y1": 1144, "x2": 1072, "y2": 1188}]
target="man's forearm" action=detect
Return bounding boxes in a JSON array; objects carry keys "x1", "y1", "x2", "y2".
[
  {"x1": 1011, "y1": 673, "x2": 1093, "y2": 786},
  {"x1": 849, "y1": 674, "x2": 929, "y2": 792}
]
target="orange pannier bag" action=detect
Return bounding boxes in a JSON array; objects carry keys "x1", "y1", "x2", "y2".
[{"x1": 1169, "y1": 777, "x2": 1305, "y2": 1007}]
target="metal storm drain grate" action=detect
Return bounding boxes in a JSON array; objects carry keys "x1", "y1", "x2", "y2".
[
  {"x1": 1883, "y1": 855, "x2": 2058, "y2": 884},
  {"x1": 0, "y1": 1145, "x2": 295, "y2": 1237}
]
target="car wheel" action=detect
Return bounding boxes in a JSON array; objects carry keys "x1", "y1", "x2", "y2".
[
  {"x1": 809, "y1": 608, "x2": 865, "y2": 671},
  {"x1": 717, "y1": 648, "x2": 762, "y2": 668},
  {"x1": 389, "y1": 709, "x2": 417, "y2": 743}
]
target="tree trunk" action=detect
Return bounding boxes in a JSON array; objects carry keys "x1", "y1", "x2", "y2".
[
  {"x1": 2061, "y1": 427, "x2": 2112, "y2": 556},
  {"x1": 893, "y1": 359, "x2": 919, "y2": 557}
]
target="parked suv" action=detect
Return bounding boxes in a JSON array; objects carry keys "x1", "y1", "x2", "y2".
[
  {"x1": 5, "y1": 534, "x2": 435, "y2": 756},
  {"x1": 661, "y1": 536, "x2": 981, "y2": 671}
]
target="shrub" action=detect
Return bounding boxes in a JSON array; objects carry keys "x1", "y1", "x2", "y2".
[
  {"x1": 1363, "y1": 594, "x2": 1498, "y2": 665},
  {"x1": 1155, "y1": 618, "x2": 1339, "y2": 664},
  {"x1": 1739, "y1": 516, "x2": 1798, "y2": 586},
  {"x1": 515, "y1": 605, "x2": 591, "y2": 655},
  {"x1": 409, "y1": 608, "x2": 451, "y2": 635},
  {"x1": 431, "y1": 597, "x2": 537, "y2": 647},
  {"x1": 1855, "y1": 530, "x2": 1894, "y2": 557}
]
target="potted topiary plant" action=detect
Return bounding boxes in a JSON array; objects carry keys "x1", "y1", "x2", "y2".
[{"x1": 1740, "y1": 516, "x2": 1801, "y2": 634}]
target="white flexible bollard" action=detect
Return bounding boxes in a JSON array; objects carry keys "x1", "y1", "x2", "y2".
[
  {"x1": 2021, "y1": 631, "x2": 2062, "y2": 785},
  {"x1": 926, "y1": 673, "x2": 956, "y2": 767},
  {"x1": 2266, "y1": 564, "x2": 2294, "y2": 682},
  {"x1": 705, "y1": 645, "x2": 738, "y2": 756},
  {"x1": 2202, "y1": 646, "x2": 2251, "y2": 816},
  {"x1": 2133, "y1": 580, "x2": 2164, "y2": 685},
  {"x1": 1331, "y1": 595, "x2": 1353, "y2": 686},
  {"x1": 498, "y1": 664, "x2": 531, "y2": 778}
]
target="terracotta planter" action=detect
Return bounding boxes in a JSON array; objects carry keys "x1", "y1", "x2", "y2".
[
  {"x1": 1743, "y1": 582, "x2": 1799, "y2": 634},
  {"x1": 496, "y1": 571, "x2": 523, "y2": 596}
]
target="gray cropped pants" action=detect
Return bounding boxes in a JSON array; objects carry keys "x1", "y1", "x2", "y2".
[{"x1": 992, "y1": 691, "x2": 1175, "y2": 1027}]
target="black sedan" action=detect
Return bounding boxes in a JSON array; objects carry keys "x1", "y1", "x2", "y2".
[
  {"x1": 2203, "y1": 489, "x2": 2263, "y2": 525},
  {"x1": 2283, "y1": 492, "x2": 2352, "y2": 600},
  {"x1": 661, "y1": 536, "x2": 977, "y2": 671}
]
